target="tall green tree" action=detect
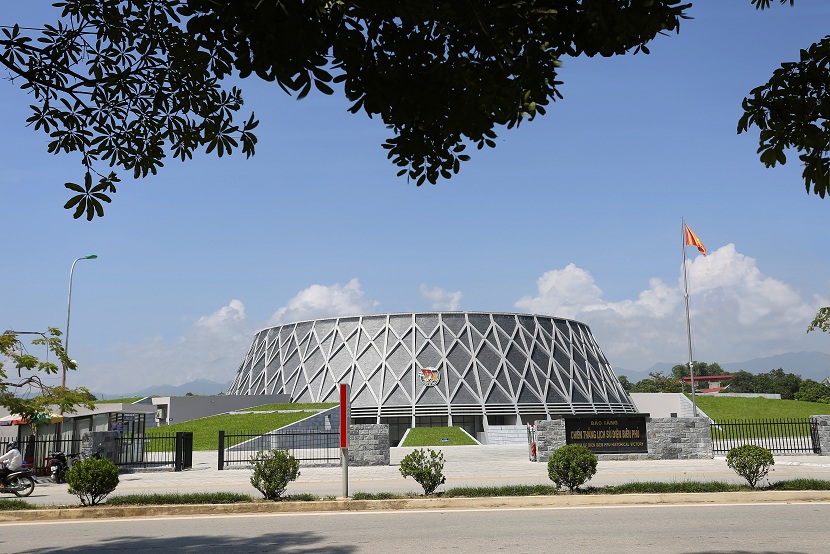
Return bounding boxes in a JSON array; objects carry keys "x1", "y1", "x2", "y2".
[
  {"x1": 670, "y1": 361, "x2": 727, "y2": 381},
  {"x1": 794, "y1": 378, "x2": 830, "y2": 403},
  {"x1": 631, "y1": 371, "x2": 682, "y2": 393},
  {"x1": 617, "y1": 375, "x2": 633, "y2": 391},
  {"x1": 738, "y1": 0, "x2": 830, "y2": 199},
  {"x1": 1, "y1": 1, "x2": 690, "y2": 219},
  {"x1": 0, "y1": 329, "x2": 95, "y2": 429},
  {"x1": 726, "y1": 370, "x2": 756, "y2": 393}
]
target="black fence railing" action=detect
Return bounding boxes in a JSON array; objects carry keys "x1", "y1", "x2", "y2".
[
  {"x1": 0, "y1": 436, "x2": 83, "y2": 476},
  {"x1": 218, "y1": 430, "x2": 340, "y2": 469},
  {"x1": 711, "y1": 418, "x2": 821, "y2": 454},
  {"x1": 1, "y1": 433, "x2": 193, "y2": 474}
]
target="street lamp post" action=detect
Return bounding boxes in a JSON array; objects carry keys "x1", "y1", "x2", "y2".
[{"x1": 63, "y1": 254, "x2": 98, "y2": 388}]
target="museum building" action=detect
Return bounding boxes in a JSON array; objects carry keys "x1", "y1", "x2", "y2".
[{"x1": 227, "y1": 312, "x2": 636, "y2": 443}]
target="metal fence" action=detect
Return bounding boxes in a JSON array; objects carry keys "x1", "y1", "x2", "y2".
[
  {"x1": 1, "y1": 433, "x2": 192, "y2": 474},
  {"x1": 218, "y1": 430, "x2": 340, "y2": 469},
  {"x1": 1, "y1": 436, "x2": 82, "y2": 475},
  {"x1": 711, "y1": 418, "x2": 821, "y2": 454}
]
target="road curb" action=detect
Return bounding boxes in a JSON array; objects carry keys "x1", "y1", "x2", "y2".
[{"x1": 2, "y1": 490, "x2": 830, "y2": 522}]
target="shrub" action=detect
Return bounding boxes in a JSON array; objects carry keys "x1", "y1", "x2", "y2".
[
  {"x1": 726, "y1": 445, "x2": 774, "y2": 487},
  {"x1": 399, "y1": 448, "x2": 446, "y2": 495},
  {"x1": 66, "y1": 457, "x2": 120, "y2": 506},
  {"x1": 547, "y1": 444, "x2": 598, "y2": 491},
  {"x1": 250, "y1": 449, "x2": 301, "y2": 500}
]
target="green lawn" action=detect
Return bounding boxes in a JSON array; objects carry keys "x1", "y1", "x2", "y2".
[
  {"x1": 146, "y1": 410, "x2": 319, "y2": 450},
  {"x1": 96, "y1": 397, "x2": 145, "y2": 404},
  {"x1": 693, "y1": 395, "x2": 830, "y2": 420},
  {"x1": 239, "y1": 403, "x2": 337, "y2": 411},
  {"x1": 400, "y1": 426, "x2": 478, "y2": 447}
]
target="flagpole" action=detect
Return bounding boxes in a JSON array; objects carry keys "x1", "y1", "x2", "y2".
[{"x1": 682, "y1": 217, "x2": 698, "y2": 417}]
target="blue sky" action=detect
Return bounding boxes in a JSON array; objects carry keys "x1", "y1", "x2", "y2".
[{"x1": 2, "y1": 2, "x2": 829, "y2": 394}]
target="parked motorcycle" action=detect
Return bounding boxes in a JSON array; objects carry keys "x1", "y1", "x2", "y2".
[
  {"x1": 47, "y1": 451, "x2": 80, "y2": 484},
  {"x1": 0, "y1": 467, "x2": 36, "y2": 497}
]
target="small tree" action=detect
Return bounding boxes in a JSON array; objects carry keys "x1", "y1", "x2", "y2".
[
  {"x1": 399, "y1": 448, "x2": 446, "y2": 495},
  {"x1": 0, "y1": 328, "x2": 95, "y2": 424},
  {"x1": 726, "y1": 445, "x2": 774, "y2": 488},
  {"x1": 66, "y1": 457, "x2": 120, "y2": 506},
  {"x1": 547, "y1": 444, "x2": 598, "y2": 492},
  {"x1": 250, "y1": 449, "x2": 300, "y2": 501}
]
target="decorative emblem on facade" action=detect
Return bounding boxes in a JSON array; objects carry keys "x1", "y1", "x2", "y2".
[{"x1": 419, "y1": 367, "x2": 440, "y2": 387}]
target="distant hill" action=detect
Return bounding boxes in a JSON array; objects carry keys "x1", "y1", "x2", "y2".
[
  {"x1": 96, "y1": 378, "x2": 233, "y2": 400},
  {"x1": 623, "y1": 351, "x2": 830, "y2": 381}
]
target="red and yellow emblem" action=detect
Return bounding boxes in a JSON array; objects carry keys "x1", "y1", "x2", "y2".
[{"x1": 419, "y1": 367, "x2": 440, "y2": 386}]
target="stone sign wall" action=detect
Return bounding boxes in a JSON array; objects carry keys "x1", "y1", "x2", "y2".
[
  {"x1": 810, "y1": 415, "x2": 830, "y2": 455},
  {"x1": 534, "y1": 417, "x2": 713, "y2": 461}
]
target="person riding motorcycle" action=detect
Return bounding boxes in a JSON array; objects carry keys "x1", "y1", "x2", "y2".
[{"x1": 0, "y1": 441, "x2": 22, "y2": 488}]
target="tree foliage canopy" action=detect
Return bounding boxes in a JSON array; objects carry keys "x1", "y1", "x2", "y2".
[
  {"x1": 670, "y1": 361, "x2": 726, "y2": 381},
  {"x1": 0, "y1": 329, "x2": 95, "y2": 428},
  {"x1": 738, "y1": 0, "x2": 830, "y2": 198},
  {"x1": 2, "y1": 1, "x2": 825, "y2": 218},
  {"x1": 0, "y1": 0, "x2": 690, "y2": 219},
  {"x1": 808, "y1": 307, "x2": 830, "y2": 334}
]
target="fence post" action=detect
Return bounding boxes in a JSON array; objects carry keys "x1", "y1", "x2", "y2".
[
  {"x1": 218, "y1": 431, "x2": 225, "y2": 471},
  {"x1": 174, "y1": 432, "x2": 182, "y2": 472}
]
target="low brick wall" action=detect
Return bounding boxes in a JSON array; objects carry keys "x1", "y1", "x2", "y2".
[
  {"x1": 810, "y1": 415, "x2": 830, "y2": 456},
  {"x1": 647, "y1": 417, "x2": 713, "y2": 460},
  {"x1": 534, "y1": 417, "x2": 713, "y2": 461},
  {"x1": 348, "y1": 424, "x2": 390, "y2": 466}
]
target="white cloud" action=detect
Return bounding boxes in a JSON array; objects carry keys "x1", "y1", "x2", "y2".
[
  {"x1": 269, "y1": 278, "x2": 379, "y2": 325},
  {"x1": 515, "y1": 245, "x2": 826, "y2": 374},
  {"x1": 419, "y1": 284, "x2": 463, "y2": 311},
  {"x1": 83, "y1": 300, "x2": 253, "y2": 394},
  {"x1": 78, "y1": 280, "x2": 381, "y2": 394}
]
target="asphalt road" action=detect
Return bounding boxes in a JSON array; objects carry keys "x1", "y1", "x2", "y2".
[{"x1": 3, "y1": 503, "x2": 829, "y2": 553}]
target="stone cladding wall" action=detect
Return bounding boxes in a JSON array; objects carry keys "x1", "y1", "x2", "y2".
[
  {"x1": 810, "y1": 415, "x2": 830, "y2": 456},
  {"x1": 646, "y1": 417, "x2": 713, "y2": 460},
  {"x1": 533, "y1": 417, "x2": 713, "y2": 462},
  {"x1": 348, "y1": 424, "x2": 390, "y2": 466}
]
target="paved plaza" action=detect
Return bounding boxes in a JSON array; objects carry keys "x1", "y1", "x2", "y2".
[{"x1": 17, "y1": 445, "x2": 830, "y2": 506}]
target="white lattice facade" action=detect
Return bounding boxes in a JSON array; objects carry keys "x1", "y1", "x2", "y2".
[{"x1": 228, "y1": 312, "x2": 635, "y2": 439}]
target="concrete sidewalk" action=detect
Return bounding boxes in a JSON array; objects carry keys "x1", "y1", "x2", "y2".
[{"x1": 16, "y1": 445, "x2": 830, "y2": 507}]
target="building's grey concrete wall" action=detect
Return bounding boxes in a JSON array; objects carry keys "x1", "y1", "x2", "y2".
[
  {"x1": 810, "y1": 415, "x2": 830, "y2": 456},
  {"x1": 226, "y1": 408, "x2": 390, "y2": 467},
  {"x1": 533, "y1": 417, "x2": 713, "y2": 461},
  {"x1": 275, "y1": 406, "x2": 339, "y2": 433},
  {"x1": 349, "y1": 424, "x2": 390, "y2": 466},
  {"x1": 486, "y1": 425, "x2": 527, "y2": 445},
  {"x1": 151, "y1": 394, "x2": 290, "y2": 426},
  {"x1": 629, "y1": 393, "x2": 714, "y2": 420}
]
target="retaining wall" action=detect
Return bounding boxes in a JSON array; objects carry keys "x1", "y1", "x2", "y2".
[
  {"x1": 810, "y1": 415, "x2": 830, "y2": 456},
  {"x1": 534, "y1": 417, "x2": 713, "y2": 461}
]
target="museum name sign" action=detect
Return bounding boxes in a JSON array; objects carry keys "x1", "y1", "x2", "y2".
[{"x1": 564, "y1": 415, "x2": 648, "y2": 454}]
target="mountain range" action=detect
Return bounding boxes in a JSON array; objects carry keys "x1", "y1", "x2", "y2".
[
  {"x1": 622, "y1": 351, "x2": 830, "y2": 381},
  {"x1": 96, "y1": 378, "x2": 233, "y2": 400},
  {"x1": 96, "y1": 351, "x2": 830, "y2": 399}
]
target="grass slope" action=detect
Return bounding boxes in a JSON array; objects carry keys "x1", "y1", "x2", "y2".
[
  {"x1": 239, "y1": 403, "x2": 337, "y2": 411},
  {"x1": 146, "y1": 411, "x2": 319, "y2": 450},
  {"x1": 694, "y1": 396, "x2": 830, "y2": 420},
  {"x1": 400, "y1": 426, "x2": 477, "y2": 446}
]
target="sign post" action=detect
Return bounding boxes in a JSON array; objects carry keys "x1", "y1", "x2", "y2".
[{"x1": 340, "y1": 383, "x2": 351, "y2": 498}]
